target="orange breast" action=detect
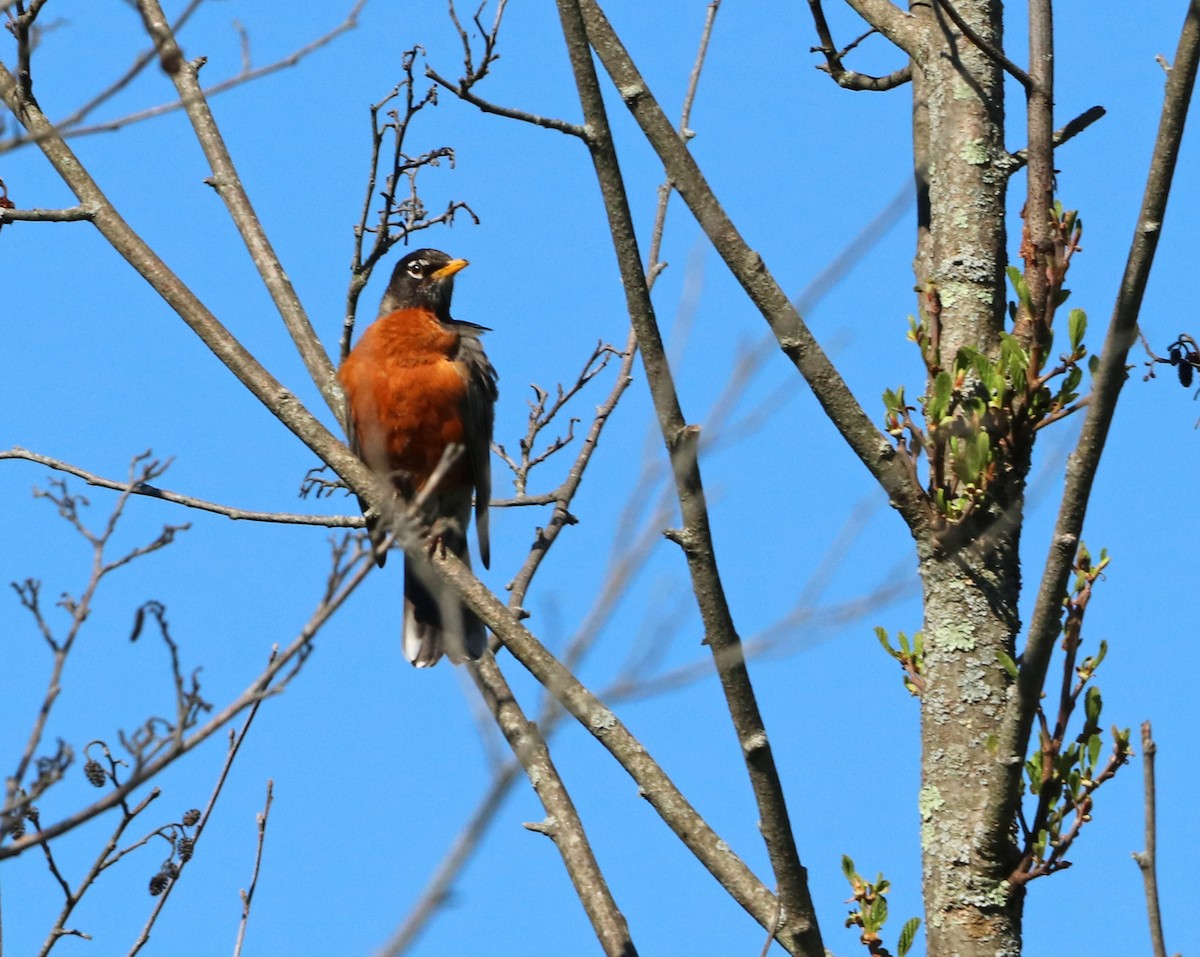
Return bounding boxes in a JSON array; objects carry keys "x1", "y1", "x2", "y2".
[{"x1": 339, "y1": 308, "x2": 470, "y2": 494}]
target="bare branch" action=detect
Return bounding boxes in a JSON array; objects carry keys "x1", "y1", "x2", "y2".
[
  {"x1": 807, "y1": 0, "x2": 912, "y2": 91},
  {"x1": 127, "y1": 684, "x2": 272, "y2": 955},
  {"x1": 428, "y1": 0, "x2": 586, "y2": 136},
  {"x1": 577, "y1": 0, "x2": 930, "y2": 535},
  {"x1": 469, "y1": 658, "x2": 635, "y2": 956},
  {"x1": 997, "y1": 0, "x2": 1200, "y2": 843},
  {"x1": 934, "y1": 0, "x2": 1033, "y2": 90},
  {"x1": 34, "y1": 789, "x2": 160, "y2": 954},
  {"x1": 427, "y1": 64, "x2": 585, "y2": 136},
  {"x1": 2, "y1": 447, "x2": 364, "y2": 527},
  {"x1": 0, "y1": 0, "x2": 205, "y2": 155},
  {"x1": 0, "y1": 203, "x2": 95, "y2": 223},
  {"x1": 439, "y1": 543, "x2": 788, "y2": 948},
  {"x1": 232, "y1": 781, "x2": 274, "y2": 957},
  {"x1": 8, "y1": 2, "x2": 367, "y2": 150},
  {"x1": 1004, "y1": 105, "x2": 1107, "y2": 174},
  {"x1": 6, "y1": 455, "x2": 185, "y2": 812},
  {"x1": 344, "y1": 49, "x2": 479, "y2": 358},
  {"x1": 1, "y1": 544, "x2": 374, "y2": 861},
  {"x1": 132, "y1": 0, "x2": 338, "y2": 411},
  {"x1": 1132, "y1": 723, "x2": 1170, "y2": 957},
  {"x1": 554, "y1": 2, "x2": 823, "y2": 952}
]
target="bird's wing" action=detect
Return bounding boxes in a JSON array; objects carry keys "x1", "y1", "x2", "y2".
[{"x1": 452, "y1": 322, "x2": 498, "y2": 569}]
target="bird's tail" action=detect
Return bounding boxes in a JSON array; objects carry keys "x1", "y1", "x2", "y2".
[{"x1": 402, "y1": 526, "x2": 487, "y2": 667}]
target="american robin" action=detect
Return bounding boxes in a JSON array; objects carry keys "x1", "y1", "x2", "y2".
[{"x1": 338, "y1": 248, "x2": 498, "y2": 667}]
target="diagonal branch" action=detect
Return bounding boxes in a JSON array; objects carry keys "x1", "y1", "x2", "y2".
[
  {"x1": 995, "y1": 0, "x2": 1200, "y2": 833},
  {"x1": 576, "y1": 0, "x2": 928, "y2": 534},
  {"x1": 935, "y1": 0, "x2": 1033, "y2": 90},
  {"x1": 556, "y1": 1, "x2": 822, "y2": 953},
  {"x1": 132, "y1": 0, "x2": 339, "y2": 411},
  {"x1": 1004, "y1": 105, "x2": 1106, "y2": 174},
  {"x1": 470, "y1": 658, "x2": 636, "y2": 956},
  {"x1": 436, "y1": 541, "x2": 789, "y2": 948}
]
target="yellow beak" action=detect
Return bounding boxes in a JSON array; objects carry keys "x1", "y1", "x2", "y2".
[{"x1": 431, "y1": 258, "x2": 469, "y2": 280}]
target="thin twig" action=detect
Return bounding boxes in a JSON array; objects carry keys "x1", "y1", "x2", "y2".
[
  {"x1": 807, "y1": 0, "x2": 912, "y2": 91},
  {"x1": 6, "y1": 455, "x2": 174, "y2": 810},
  {"x1": 21, "y1": 2, "x2": 366, "y2": 148},
  {"x1": 2, "y1": 544, "x2": 374, "y2": 862},
  {"x1": 0, "y1": 0, "x2": 205, "y2": 155},
  {"x1": 1133, "y1": 723, "x2": 1169, "y2": 957},
  {"x1": 1005, "y1": 105, "x2": 1107, "y2": 173},
  {"x1": 232, "y1": 781, "x2": 274, "y2": 957},
  {"x1": 342, "y1": 48, "x2": 480, "y2": 359},
  {"x1": 127, "y1": 680, "x2": 274, "y2": 956},
  {"x1": 1, "y1": 447, "x2": 364, "y2": 527},
  {"x1": 35, "y1": 789, "x2": 161, "y2": 955}
]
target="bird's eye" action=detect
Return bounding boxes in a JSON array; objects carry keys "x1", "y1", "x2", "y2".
[{"x1": 406, "y1": 260, "x2": 428, "y2": 279}]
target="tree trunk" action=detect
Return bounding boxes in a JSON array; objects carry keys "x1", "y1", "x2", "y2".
[{"x1": 909, "y1": 1, "x2": 1025, "y2": 953}]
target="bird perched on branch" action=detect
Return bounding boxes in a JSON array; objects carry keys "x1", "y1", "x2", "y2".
[{"x1": 338, "y1": 248, "x2": 498, "y2": 666}]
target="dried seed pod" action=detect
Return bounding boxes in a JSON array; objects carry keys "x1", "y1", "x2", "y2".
[{"x1": 84, "y1": 759, "x2": 107, "y2": 788}]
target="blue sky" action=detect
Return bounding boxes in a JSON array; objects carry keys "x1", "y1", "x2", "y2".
[{"x1": 2, "y1": 2, "x2": 1197, "y2": 955}]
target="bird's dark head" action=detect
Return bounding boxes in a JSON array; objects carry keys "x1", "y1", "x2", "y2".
[{"x1": 378, "y1": 248, "x2": 469, "y2": 321}]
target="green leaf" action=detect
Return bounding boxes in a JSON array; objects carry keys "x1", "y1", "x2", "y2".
[
  {"x1": 875, "y1": 626, "x2": 893, "y2": 656},
  {"x1": 842, "y1": 854, "x2": 857, "y2": 883},
  {"x1": 1088, "y1": 354, "x2": 1101, "y2": 376},
  {"x1": 996, "y1": 650, "x2": 1019, "y2": 679},
  {"x1": 1087, "y1": 732, "x2": 1102, "y2": 768},
  {"x1": 927, "y1": 370, "x2": 953, "y2": 422},
  {"x1": 999, "y1": 333, "x2": 1029, "y2": 393},
  {"x1": 1085, "y1": 686, "x2": 1103, "y2": 725},
  {"x1": 1057, "y1": 365, "x2": 1083, "y2": 407},
  {"x1": 1068, "y1": 308, "x2": 1088, "y2": 353},
  {"x1": 897, "y1": 917, "x2": 921, "y2": 957},
  {"x1": 867, "y1": 893, "x2": 889, "y2": 932},
  {"x1": 1006, "y1": 265, "x2": 1031, "y2": 310}
]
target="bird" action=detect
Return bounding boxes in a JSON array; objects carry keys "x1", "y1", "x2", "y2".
[{"x1": 338, "y1": 248, "x2": 498, "y2": 667}]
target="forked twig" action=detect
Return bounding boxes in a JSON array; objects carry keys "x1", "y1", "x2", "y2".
[
  {"x1": 232, "y1": 781, "x2": 275, "y2": 957},
  {"x1": 1132, "y1": 723, "x2": 1170, "y2": 957}
]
